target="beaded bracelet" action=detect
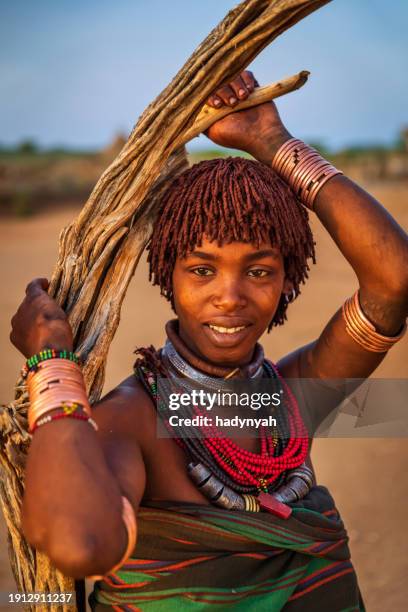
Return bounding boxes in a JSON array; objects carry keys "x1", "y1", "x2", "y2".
[
  {"x1": 29, "y1": 399, "x2": 85, "y2": 429},
  {"x1": 31, "y1": 410, "x2": 98, "y2": 434},
  {"x1": 22, "y1": 349, "x2": 80, "y2": 379}
]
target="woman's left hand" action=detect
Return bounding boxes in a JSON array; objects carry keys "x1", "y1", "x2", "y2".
[{"x1": 205, "y1": 70, "x2": 291, "y2": 163}]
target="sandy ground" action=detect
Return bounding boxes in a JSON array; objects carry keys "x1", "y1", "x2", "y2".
[{"x1": 0, "y1": 181, "x2": 407, "y2": 611}]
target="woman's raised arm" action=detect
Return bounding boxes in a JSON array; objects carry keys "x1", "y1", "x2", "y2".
[{"x1": 205, "y1": 71, "x2": 408, "y2": 378}]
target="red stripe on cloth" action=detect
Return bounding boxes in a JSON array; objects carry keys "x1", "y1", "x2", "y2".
[
  {"x1": 292, "y1": 561, "x2": 340, "y2": 585},
  {"x1": 103, "y1": 554, "x2": 216, "y2": 586},
  {"x1": 168, "y1": 536, "x2": 196, "y2": 545},
  {"x1": 196, "y1": 509, "x2": 314, "y2": 541},
  {"x1": 123, "y1": 559, "x2": 158, "y2": 565},
  {"x1": 322, "y1": 508, "x2": 339, "y2": 517},
  {"x1": 233, "y1": 552, "x2": 268, "y2": 560},
  {"x1": 116, "y1": 567, "x2": 308, "y2": 603},
  {"x1": 146, "y1": 554, "x2": 216, "y2": 572},
  {"x1": 102, "y1": 576, "x2": 152, "y2": 589},
  {"x1": 142, "y1": 512, "x2": 251, "y2": 543},
  {"x1": 288, "y1": 568, "x2": 354, "y2": 601},
  {"x1": 304, "y1": 538, "x2": 345, "y2": 555}
]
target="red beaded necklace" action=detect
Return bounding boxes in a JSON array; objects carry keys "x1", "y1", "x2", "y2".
[
  {"x1": 143, "y1": 357, "x2": 308, "y2": 493},
  {"x1": 188, "y1": 362, "x2": 307, "y2": 490}
]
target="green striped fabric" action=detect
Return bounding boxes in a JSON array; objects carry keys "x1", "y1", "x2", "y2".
[{"x1": 90, "y1": 486, "x2": 364, "y2": 611}]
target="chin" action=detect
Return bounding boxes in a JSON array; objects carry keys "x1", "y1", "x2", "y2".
[
  {"x1": 206, "y1": 347, "x2": 250, "y2": 367},
  {"x1": 196, "y1": 324, "x2": 260, "y2": 367}
]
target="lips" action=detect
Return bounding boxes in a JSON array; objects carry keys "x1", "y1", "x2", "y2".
[
  {"x1": 202, "y1": 318, "x2": 253, "y2": 347},
  {"x1": 208, "y1": 324, "x2": 246, "y2": 334},
  {"x1": 204, "y1": 317, "x2": 253, "y2": 329}
]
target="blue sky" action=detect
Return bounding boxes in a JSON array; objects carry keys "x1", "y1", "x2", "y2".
[{"x1": 1, "y1": 0, "x2": 407, "y2": 151}]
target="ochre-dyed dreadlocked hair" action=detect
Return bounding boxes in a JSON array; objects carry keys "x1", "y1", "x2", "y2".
[{"x1": 147, "y1": 157, "x2": 315, "y2": 328}]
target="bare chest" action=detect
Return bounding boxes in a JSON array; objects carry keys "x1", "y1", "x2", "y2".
[{"x1": 138, "y1": 408, "x2": 306, "y2": 505}]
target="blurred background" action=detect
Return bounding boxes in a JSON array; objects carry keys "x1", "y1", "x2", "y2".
[{"x1": 1, "y1": 1, "x2": 407, "y2": 610}]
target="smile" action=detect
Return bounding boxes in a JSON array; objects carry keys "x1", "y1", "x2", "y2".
[
  {"x1": 207, "y1": 324, "x2": 247, "y2": 334},
  {"x1": 202, "y1": 322, "x2": 253, "y2": 348}
]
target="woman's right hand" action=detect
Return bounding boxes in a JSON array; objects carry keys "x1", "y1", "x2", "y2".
[{"x1": 10, "y1": 278, "x2": 74, "y2": 358}]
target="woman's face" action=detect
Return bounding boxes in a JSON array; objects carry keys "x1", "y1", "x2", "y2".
[{"x1": 172, "y1": 236, "x2": 291, "y2": 367}]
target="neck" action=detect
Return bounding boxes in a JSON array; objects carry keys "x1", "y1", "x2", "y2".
[{"x1": 165, "y1": 319, "x2": 264, "y2": 378}]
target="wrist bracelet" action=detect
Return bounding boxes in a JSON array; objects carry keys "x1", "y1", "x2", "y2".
[
  {"x1": 342, "y1": 290, "x2": 407, "y2": 352},
  {"x1": 272, "y1": 138, "x2": 343, "y2": 210},
  {"x1": 27, "y1": 359, "x2": 91, "y2": 430},
  {"x1": 22, "y1": 349, "x2": 80, "y2": 379},
  {"x1": 31, "y1": 410, "x2": 98, "y2": 434}
]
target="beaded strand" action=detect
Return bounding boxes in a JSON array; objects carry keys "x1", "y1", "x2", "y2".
[
  {"x1": 136, "y1": 360, "x2": 308, "y2": 495},
  {"x1": 22, "y1": 349, "x2": 80, "y2": 379},
  {"x1": 31, "y1": 410, "x2": 98, "y2": 434}
]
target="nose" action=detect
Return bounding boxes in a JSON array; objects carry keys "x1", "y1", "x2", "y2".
[{"x1": 211, "y1": 275, "x2": 247, "y2": 312}]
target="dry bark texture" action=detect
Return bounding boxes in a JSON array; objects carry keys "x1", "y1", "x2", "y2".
[{"x1": 0, "y1": 0, "x2": 330, "y2": 609}]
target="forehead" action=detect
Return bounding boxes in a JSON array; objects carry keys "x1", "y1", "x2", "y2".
[{"x1": 182, "y1": 236, "x2": 283, "y2": 262}]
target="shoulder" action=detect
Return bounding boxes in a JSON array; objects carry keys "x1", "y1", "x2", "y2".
[
  {"x1": 91, "y1": 375, "x2": 151, "y2": 512},
  {"x1": 92, "y1": 374, "x2": 157, "y2": 446},
  {"x1": 275, "y1": 345, "x2": 305, "y2": 378}
]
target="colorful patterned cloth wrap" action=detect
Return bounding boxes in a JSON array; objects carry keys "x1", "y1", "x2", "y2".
[{"x1": 89, "y1": 486, "x2": 364, "y2": 611}]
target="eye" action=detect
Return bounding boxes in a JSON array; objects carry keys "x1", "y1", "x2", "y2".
[
  {"x1": 191, "y1": 267, "x2": 214, "y2": 276},
  {"x1": 247, "y1": 268, "x2": 271, "y2": 278}
]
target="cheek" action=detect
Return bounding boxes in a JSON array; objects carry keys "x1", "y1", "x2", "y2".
[
  {"x1": 172, "y1": 269, "x2": 198, "y2": 316},
  {"x1": 250, "y1": 278, "x2": 285, "y2": 318},
  {"x1": 257, "y1": 286, "x2": 281, "y2": 312},
  {"x1": 173, "y1": 288, "x2": 195, "y2": 316},
  {"x1": 253, "y1": 272, "x2": 285, "y2": 298}
]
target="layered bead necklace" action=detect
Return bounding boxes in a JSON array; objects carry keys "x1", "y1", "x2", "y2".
[{"x1": 135, "y1": 321, "x2": 310, "y2": 516}]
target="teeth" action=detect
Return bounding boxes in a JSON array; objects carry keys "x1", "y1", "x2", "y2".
[{"x1": 208, "y1": 324, "x2": 246, "y2": 334}]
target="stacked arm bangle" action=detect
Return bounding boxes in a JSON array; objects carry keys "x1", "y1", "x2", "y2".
[
  {"x1": 272, "y1": 138, "x2": 343, "y2": 210},
  {"x1": 342, "y1": 291, "x2": 406, "y2": 352},
  {"x1": 27, "y1": 358, "x2": 92, "y2": 432}
]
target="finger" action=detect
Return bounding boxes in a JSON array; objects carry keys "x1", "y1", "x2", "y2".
[
  {"x1": 11, "y1": 300, "x2": 26, "y2": 324},
  {"x1": 242, "y1": 70, "x2": 257, "y2": 92},
  {"x1": 206, "y1": 94, "x2": 224, "y2": 109},
  {"x1": 229, "y1": 75, "x2": 249, "y2": 101},
  {"x1": 10, "y1": 307, "x2": 22, "y2": 337},
  {"x1": 26, "y1": 277, "x2": 49, "y2": 296},
  {"x1": 214, "y1": 84, "x2": 239, "y2": 107}
]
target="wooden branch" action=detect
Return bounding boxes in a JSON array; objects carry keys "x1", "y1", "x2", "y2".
[
  {"x1": 180, "y1": 70, "x2": 310, "y2": 145},
  {"x1": 0, "y1": 1, "x2": 332, "y2": 609}
]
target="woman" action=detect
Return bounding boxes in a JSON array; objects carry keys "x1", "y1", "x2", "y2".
[{"x1": 11, "y1": 71, "x2": 408, "y2": 610}]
